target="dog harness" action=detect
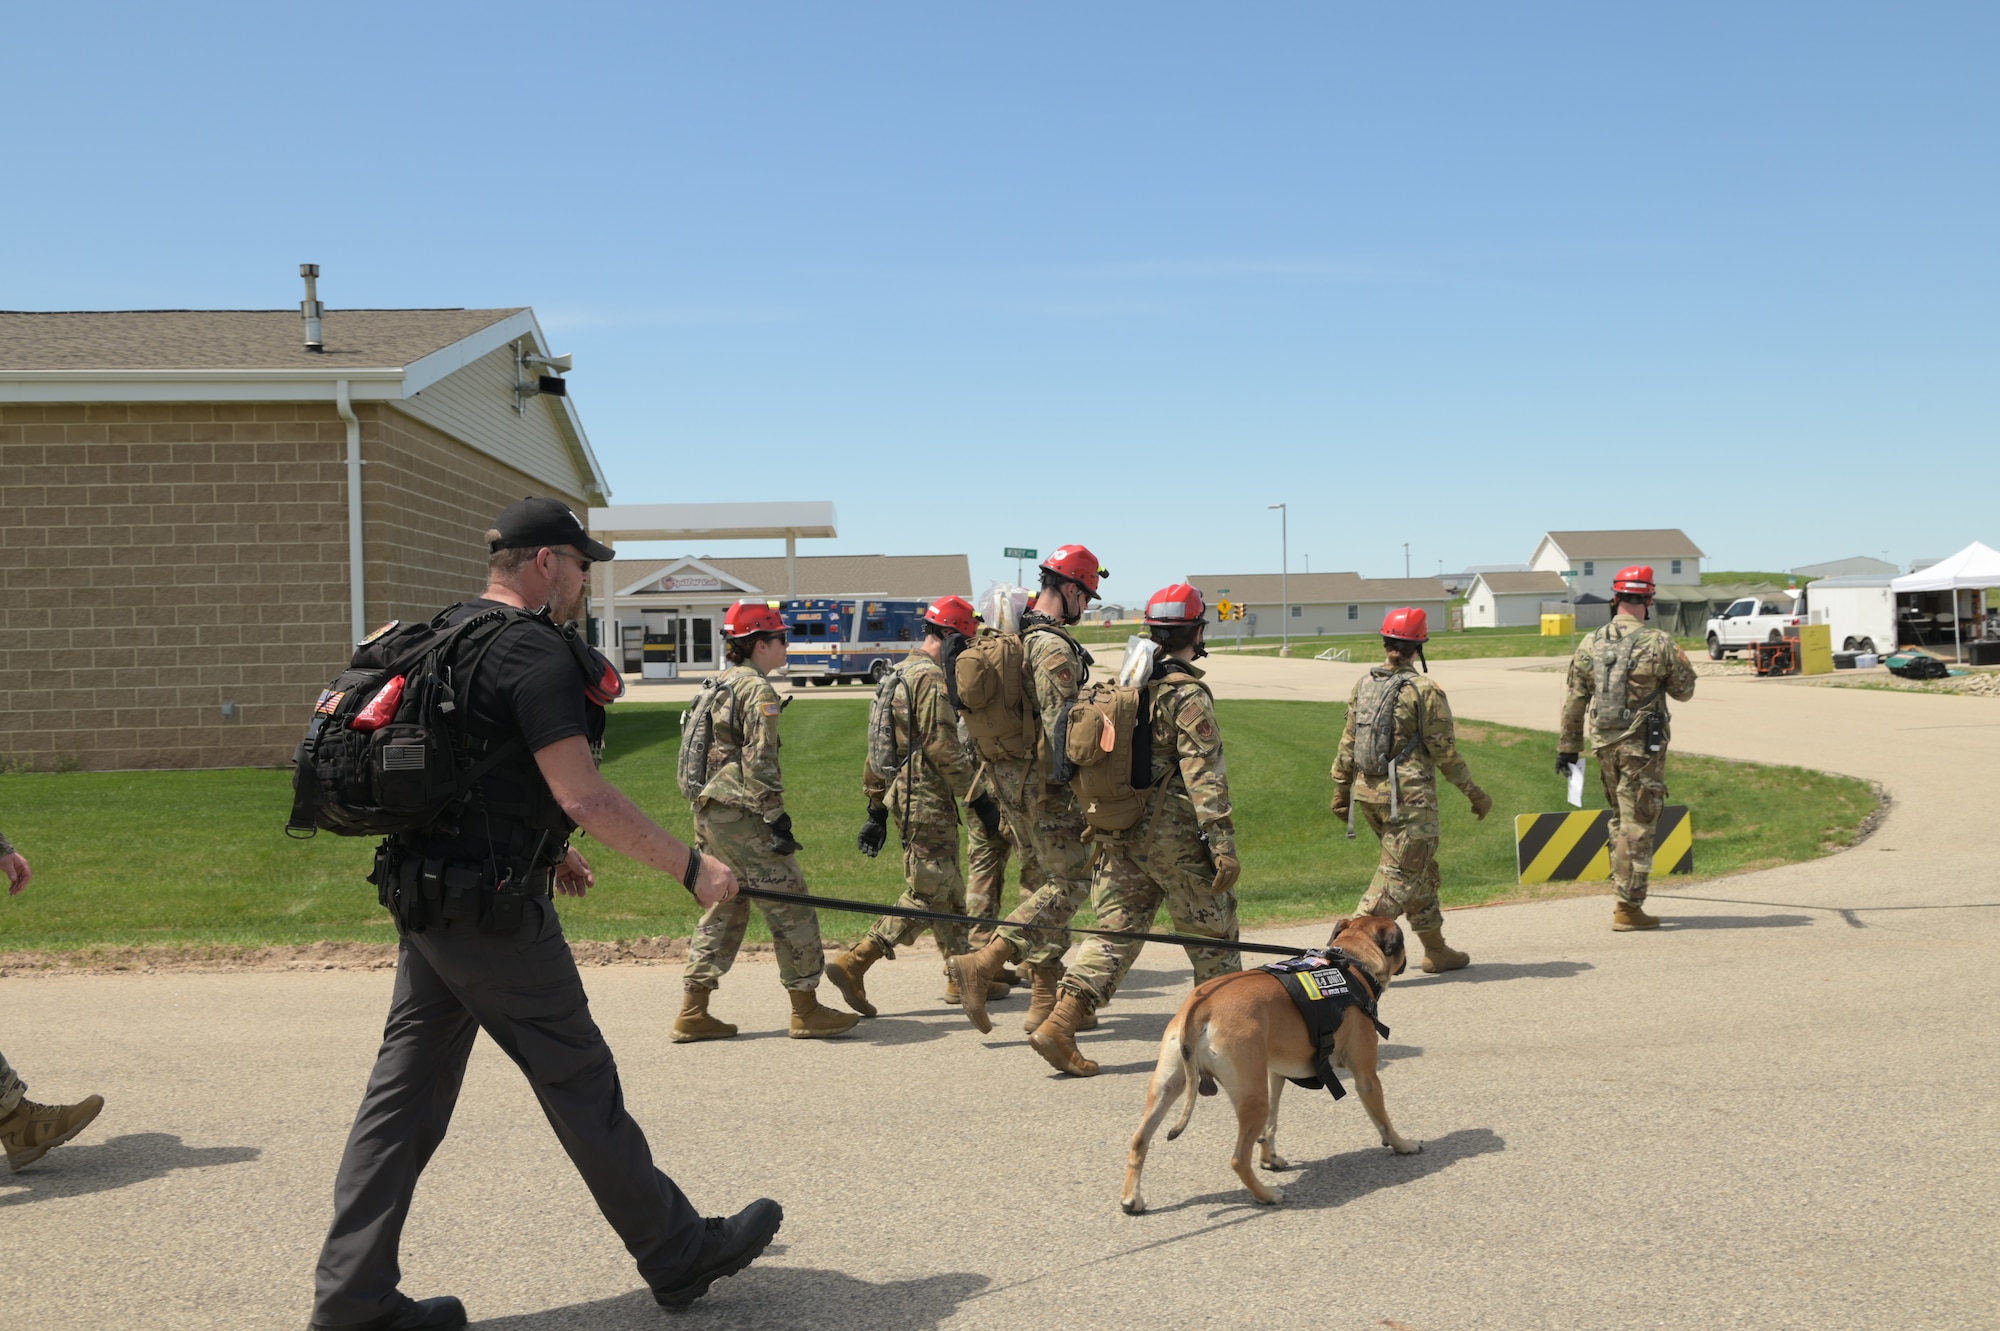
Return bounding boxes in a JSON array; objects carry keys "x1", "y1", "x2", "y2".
[{"x1": 1261, "y1": 951, "x2": 1389, "y2": 1101}]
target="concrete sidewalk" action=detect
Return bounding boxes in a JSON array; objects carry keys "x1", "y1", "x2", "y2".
[{"x1": 4, "y1": 655, "x2": 1996, "y2": 1329}]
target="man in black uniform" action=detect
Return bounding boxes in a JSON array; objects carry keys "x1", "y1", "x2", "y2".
[{"x1": 311, "y1": 498, "x2": 782, "y2": 1331}]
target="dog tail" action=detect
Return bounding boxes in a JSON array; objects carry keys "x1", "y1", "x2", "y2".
[{"x1": 1164, "y1": 1003, "x2": 1207, "y2": 1142}]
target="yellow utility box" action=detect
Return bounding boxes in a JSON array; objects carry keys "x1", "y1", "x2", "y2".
[
  {"x1": 1797, "y1": 623, "x2": 1834, "y2": 675},
  {"x1": 1540, "y1": 613, "x2": 1574, "y2": 637}
]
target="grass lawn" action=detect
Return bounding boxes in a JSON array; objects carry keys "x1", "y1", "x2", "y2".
[{"x1": 0, "y1": 700, "x2": 1879, "y2": 955}]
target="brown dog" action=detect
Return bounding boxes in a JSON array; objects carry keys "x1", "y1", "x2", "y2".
[{"x1": 1120, "y1": 914, "x2": 1421, "y2": 1214}]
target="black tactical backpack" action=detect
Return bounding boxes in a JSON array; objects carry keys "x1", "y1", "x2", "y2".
[{"x1": 285, "y1": 605, "x2": 551, "y2": 839}]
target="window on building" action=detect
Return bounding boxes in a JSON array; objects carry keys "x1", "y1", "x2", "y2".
[
  {"x1": 1290, "y1": 605, "x2": 1301, "y2": 617},
  {"x1": 1583, "y1": 560, "x2": 1595, "y2": 576},
  {"x1": 1347, "y1": 605, "x2": 1358, "y2": 620},
  {"x1": 1671, "y1": 559, "x2": 1683, "y2": 575}
]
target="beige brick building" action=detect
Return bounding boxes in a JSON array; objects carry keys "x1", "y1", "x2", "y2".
[{"x1": 0, "y1": 306, "x2": 609, "y2": 770}]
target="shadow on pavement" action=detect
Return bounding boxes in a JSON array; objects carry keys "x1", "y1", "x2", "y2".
[
  {"x1": 0, "y1": 1132, "x2": 260, "y2": 1207},
  {"x1": 1662, "y1": 913, "x2": 1814, "y2": 930},
  {"x1": 1137, "y1": 1126, "x2": 1506, "y2": 1218},
  {"x1": 473, "y1": 1267, "x2": 990, "y2": 1330},
  {"x1": 1399, "y1": 960, "x2": 1594, "y2": 985}
]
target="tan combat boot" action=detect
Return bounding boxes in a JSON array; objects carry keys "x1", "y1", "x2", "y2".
[
  {"x1": 670, "y1": 986, "x2": 739, "y2": 1043},
  {"x1": 1613, "y1": 900, "x2": 1661, "y2": 931},
  {"x1": 1021, "y1": 963, "x2": 1066, "y2": 1033},
  {"x1": 940, "y1": 972, "x2": 1012, "y2": 1006},
  {"x1": 1416, "y1": 928, "x2": 1471, "y2": 973},
  {"x1": 825, "y1": 937, "x2": 887, "y2": 1018},
  {"x1": 788, "y1": 989, "x2": 861, "y2": 1039},
  {"x1": 945, "y1": 938, "x2": 1016, "y2": 1033},
  {"x1": 1027, "y1": 993, "x2": 1101, "y2": 1077},
  {"x1": 2, "y1": 1094, "x2": 105, "y2": 1172}
]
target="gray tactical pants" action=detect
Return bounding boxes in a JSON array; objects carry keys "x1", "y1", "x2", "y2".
[{"x1": 312, "y1": 897, "x2": 704, "y2": 1327}]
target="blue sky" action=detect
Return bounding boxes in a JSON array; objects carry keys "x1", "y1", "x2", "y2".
[{"x1": 6, "y1": 3, "x2": 1994, "y2": 599}]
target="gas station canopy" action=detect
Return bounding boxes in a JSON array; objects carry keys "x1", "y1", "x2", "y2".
[{"x1": 587, "y1": 502, "x2": 837, "y2": 544}]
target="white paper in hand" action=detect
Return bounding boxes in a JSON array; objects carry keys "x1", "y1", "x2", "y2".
[{"x1": 1565, "y1": 759, "x2": 1586, "y2": 808}]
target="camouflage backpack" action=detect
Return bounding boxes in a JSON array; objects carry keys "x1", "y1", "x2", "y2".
[
  {"x1": 1351, "y1": 669, "x2": 1421, "y2": 780},
  {"x1": 1588, "y1": 628, "x2": 1662, "y2": 732},
  {"x1": 676, "y1": 675, "x2": 731, "y2": 802},
  {"x1": 866, "y1": 661, "x2": 920, "y2": 785}
]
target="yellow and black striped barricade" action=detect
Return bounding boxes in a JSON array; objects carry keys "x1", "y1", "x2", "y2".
[{"x1": 1514, "y1": 806, "x2": 1693, "y2": 884}]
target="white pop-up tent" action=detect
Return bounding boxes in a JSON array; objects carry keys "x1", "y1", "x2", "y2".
[{"x1": 1891, "y1": 541, "x2": 2000, "y2": 660}]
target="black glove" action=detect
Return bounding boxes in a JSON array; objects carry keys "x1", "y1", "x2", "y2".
[
  {"x1": 967, "y1": 793, "x2": 1003, "y2": 837},
  {"x1": 767, "y1": 811, "x2": 803, "y2": 856},
  {"x1": 1556, "y1": 752, "x2": 1579, "y2": 775},
  {"x1": 856, "y1": 806, "x2": 889, "y2": 858}
]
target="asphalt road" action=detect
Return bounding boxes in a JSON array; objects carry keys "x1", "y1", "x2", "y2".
[{"x1": 4, "y1": 655, "x2": 1996, "y2": 1330}]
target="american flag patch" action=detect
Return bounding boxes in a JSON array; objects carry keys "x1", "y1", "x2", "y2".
[{"x1": 315, "y1": 689, "x2": 346, "y2": 715}]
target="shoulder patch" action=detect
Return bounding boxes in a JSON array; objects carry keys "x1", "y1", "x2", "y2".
[
  {"x1": 1176, "y1": 697, "x2": 1218, "y2": 745},
  {"x1": 760, "y1": 701, "x2": 783, "y2": 717}
]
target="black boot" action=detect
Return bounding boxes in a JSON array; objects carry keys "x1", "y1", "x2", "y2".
[
  {"x1": 654, "y1": 1198, "x2": 785, "y2": 1310},
  {"x1": 310, "y1": 1293, "x2": 467, "y2": 1331}
]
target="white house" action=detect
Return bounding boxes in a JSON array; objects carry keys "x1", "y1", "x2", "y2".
[
  {"x1": 1463, "y1": 570, "x2": 1574, "y2": 628},
  {"x1": 1528, "y1": 530, "x2": 1705, "y2": 600}
]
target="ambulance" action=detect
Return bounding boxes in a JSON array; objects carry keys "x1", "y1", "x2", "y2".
[{"x1": 780, "y1": 598, "x2": 928, "y2": 685}]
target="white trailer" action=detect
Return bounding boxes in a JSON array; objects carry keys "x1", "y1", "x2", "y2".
[{"x1": 1802, "y1": 575, "x2": 1898, "y2": 655}]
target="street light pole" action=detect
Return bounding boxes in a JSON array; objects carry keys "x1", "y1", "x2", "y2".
[
  {"x1": 1404, "y1": 542, "x2": 1410, "y2": 578},
  {"x1": 1269, "y1": 503, "x2": 1288, "y2": 654}
]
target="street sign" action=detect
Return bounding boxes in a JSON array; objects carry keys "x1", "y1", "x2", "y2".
[
  {"x1": 1003, "y1": 547, "x2": 1037, "y2": 560},
  {"x1": 1560, "y1": 569, "x2": 1579, "y2": 580},
  {"x1": 1216, "y1": 598, "x2": 1234, "y2": 620}
]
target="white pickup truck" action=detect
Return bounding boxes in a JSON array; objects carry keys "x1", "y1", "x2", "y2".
[{"x1": 1704, "y1": 593, "x2": 1805, "y2": 659}]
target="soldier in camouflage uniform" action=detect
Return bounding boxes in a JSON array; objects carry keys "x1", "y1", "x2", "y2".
[
  {"x1": 674, "y1": 601, "x2": 860, "y2": 1041},
  {"x1": 948, "y1": 544, "x2": 1108, "y2": 1036},
  {"x1": 1331, "y1": 608, "x2": 1493, "y2": 973},
  {"x1": 0, "y1": 832, "x2": 105, "y2": 1172},
  {"x1": 1557, "y1": 566, "x2": 1698, "y2": 930},
  {"x1": 825, "y1": 597, "x2": 1007, "y2": 1016},
  {"x1": 1031, "y1": 585, "x2": 1243, "y2": 1077}
]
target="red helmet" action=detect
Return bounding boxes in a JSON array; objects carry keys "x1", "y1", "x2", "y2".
[
  {"x1": 922, "y1": 594, "x2": 979, "y2": 639},
  {"x1": 1144, "y1": 583, "x2": 1208, "y2": 626},
  {"x1": 1041, "y1": 544, "x2": 1107, "y2": 601},
  {"x1": 722, "y1": 599, "x2": 787, "y2": 639},
  {"x1": 1611, "y1": 565, "x2": 1656, "y2": 598},
  {"x1": 1381, "y1": 607, "x2": 1430, "y2": 643}
]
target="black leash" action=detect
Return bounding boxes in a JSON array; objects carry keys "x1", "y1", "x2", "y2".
[{"x1": 733, "y1": 885, "x2": 1314, "y2": 959}]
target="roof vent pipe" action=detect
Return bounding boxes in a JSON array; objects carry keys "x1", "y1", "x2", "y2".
[{"x1": 300, "y1": 263, "x2": 324, "y2": 352}]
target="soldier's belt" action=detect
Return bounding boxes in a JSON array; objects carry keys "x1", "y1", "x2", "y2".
[{"x1": 733, "y1": 886, "x2": 1311, "y2": 958}]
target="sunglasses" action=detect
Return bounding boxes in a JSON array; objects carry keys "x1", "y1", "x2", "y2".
[{"x1": 548, "y1": 549, "x2": 593, "y2": 575}]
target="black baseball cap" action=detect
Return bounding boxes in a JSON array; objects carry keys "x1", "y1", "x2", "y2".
[{"x1": 489, "y1": 496, "x2": 615, "y2": 562}]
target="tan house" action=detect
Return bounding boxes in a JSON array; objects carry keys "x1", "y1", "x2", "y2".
[
  {"x1": 1184, "y1": 571, "x2": 1451, "y2": 638},
  {"x1": 0, "y1": 300, "x2": 609, "y2": 770}
]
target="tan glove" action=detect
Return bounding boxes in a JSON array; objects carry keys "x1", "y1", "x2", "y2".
[
  {"x1": 1465, "y1": 784, "x2": 1493, "y2": 820},
  {"x1": 1210, "y1": 852, "x2": 1240, "y2": 894},
  {"x1": 1330, "y1": 782, "x2": 1353, "y2": 821}
]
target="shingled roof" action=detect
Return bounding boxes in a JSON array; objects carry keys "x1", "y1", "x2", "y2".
[
  {"x1": 1541, "y1": 529, "x2": 1705, "y2": 559},
  {"x1": 0, "y1": 308, "x2": 527, "y2": 371},
  {"x1": 1184, "y1": 572, "x2": 1451, "y2": 604}
]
